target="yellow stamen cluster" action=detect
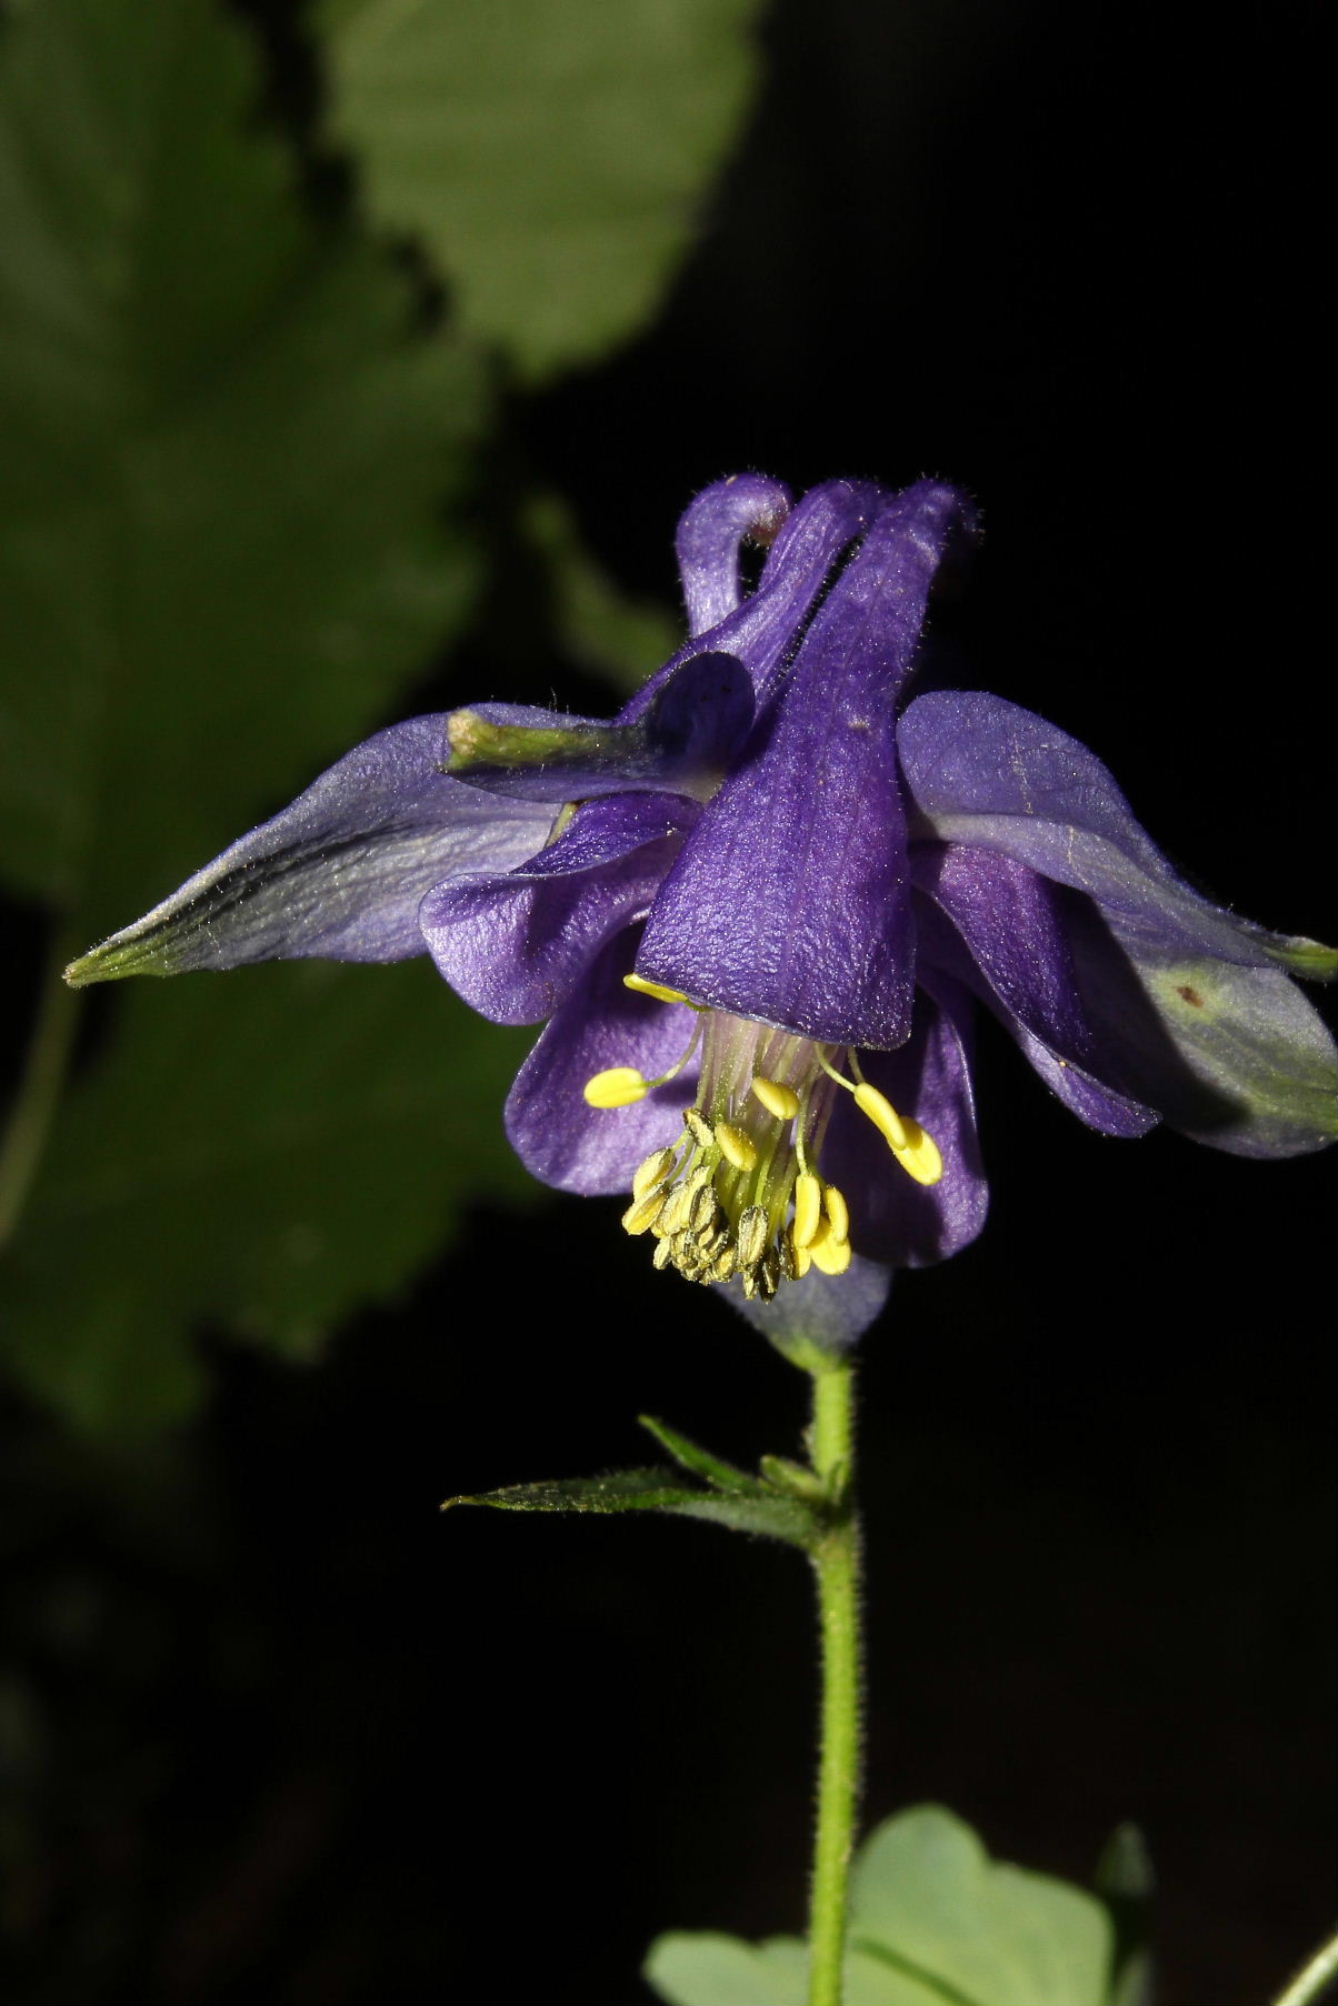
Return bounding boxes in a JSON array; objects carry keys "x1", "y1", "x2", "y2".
[
  {"x1": 621, "y1": 1100, "x2": 852, "y2": 1299},
  {"x1": 586, "y1": 978, "x2": 945, "y2": 1301}
]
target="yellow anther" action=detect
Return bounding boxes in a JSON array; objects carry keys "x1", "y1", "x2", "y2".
[
  {"x1": 823, "y1": 1182, "x2": 850, "y2": 1245},
  {"x1": 890, "y1": 1118, "x2": 943, "y2": 1187},
  {"x1": 792, "y1": 1172, "x2": 823, "y2": 1248},
  {"x1": 808, "y1": 1218, "x2": 853, "y2": 1276},
  {"x1": 584, "y1": 1066, "x2": 649, "y2": 1108},
  {"x1": 811, "y1": 1235, "x2": 852, "y2": 1277},
  {"x1": 620, "y1": 1193, "x2": 664, "y2": 1236},
  {"x1": 689, "y1": 1182, "x2": 719, "y2": 1233},
  {"x1": 659, "y1": 1184, "x2": 695, "y2": 1236},
  {"x1": 752, "y1": 1075, "x2": 800, "y2": 1121},
  {"x1": 716, "y1": 1122, "x2": 759, "y2": 1173},
  {"x1": 632, "y1": 1147, "x2": 676, "y2": 1201},
  {"x1": 683, "y1": 1108, "x2": 715, "y2": 1149},
  {"x1": 623, "y1": 973, "x2": 692, "y2": 1005},
  {"x1": 853, "y1": 1082, "x2": 908, "y2": 1149},
  {"x1": 789, "y1": 1232, "x2": 813, "y2": 1279},
  {"x1": 737, "y1": 1205, "x2": 769, "y2": 1268}
]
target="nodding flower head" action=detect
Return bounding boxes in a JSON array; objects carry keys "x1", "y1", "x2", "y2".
[{"x1": 66, "y1": 474, "x2": 1338, "y2": 1351}]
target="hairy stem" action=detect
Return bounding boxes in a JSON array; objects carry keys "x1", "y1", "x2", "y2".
[{"x1": 805, "y1": 1356, "x2": 862, "y2": 2006}]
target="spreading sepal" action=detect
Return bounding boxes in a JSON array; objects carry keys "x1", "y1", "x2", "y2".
[{"x1": 63, "y1": 718, "x2": 555, "y2": 986}]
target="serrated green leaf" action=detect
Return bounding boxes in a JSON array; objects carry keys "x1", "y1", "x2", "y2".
[
  {"x1": 0, "y1": 963, "x2": 533, "y2": 1434},
  {"x1": 320, "y1": 0, "x2": 764, "y2": 381},
  {"x1": 849, "y1": 1807, "x2": 1114, "y2": 2006},
  {"x1": 637, "y1": 1414, "x2": 763, "y2": 1496},
  {"x1": 448, "y1": 1464, "x2": 816, "y2": 1546},
  {"x1": 0, "y1": 0, "x2": 488, "y2": 936}
]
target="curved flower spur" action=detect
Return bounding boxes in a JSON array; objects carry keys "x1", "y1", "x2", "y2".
[{"x1": 67, "y1": 475, "x2": 1338, "y2": 1351}]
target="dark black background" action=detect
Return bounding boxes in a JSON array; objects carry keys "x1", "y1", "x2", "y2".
[{"x1": 2, "y1": 2, "x2": 1333, "y2": 2002}]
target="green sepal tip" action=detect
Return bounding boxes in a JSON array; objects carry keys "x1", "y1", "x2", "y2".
[
  {"x1": 443, "y1": 709, "x2": 641, "y2": 776},
  {"x1": 1268, "y1": 934, "x2": 1338, "y2": 982}
]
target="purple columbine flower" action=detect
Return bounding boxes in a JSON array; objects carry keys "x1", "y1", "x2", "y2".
[{"x1": 66, "y1": 475, "x2": 1337, "y2": 1349}]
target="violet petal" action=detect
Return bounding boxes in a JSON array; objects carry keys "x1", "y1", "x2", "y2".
[
  {"x1": 420, "y1": 793, "x2": 693, "y2": 1026},
  {"x1": 674, "y1": 474, "x2": 792, "y2": 635},
  {"x1": 64, "y1": 717, "x2": 555, "y2": 986},
  {"x1": 639, "y1": 482, "x2": 973, "y2": 1046},
  {"x1": 914, "y1": 846, "x2": 1159, "y2": 1137},
  {"x1": 504, "y1": 930, "x2": 698, "y2": 1195}
]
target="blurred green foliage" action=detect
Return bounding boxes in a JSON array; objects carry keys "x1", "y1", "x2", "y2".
[
  {"x1": 0, "y1": 965, "x2": 533, "y2": 1433},
  {"x1": 319, "y1": 0, "x2": 763, "y2": 382},
  {"x1": 0, "y1": 0, "x2": 485, "y2": 935},
  {"x1": 0, "y1": 0, "x2": 761, "y2": 1432}
]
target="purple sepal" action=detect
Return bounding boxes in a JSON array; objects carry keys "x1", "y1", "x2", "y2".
[
  {"x1": 822, "y1": 980, "x2": 989, "y2": 1267},
  {"x1": 721, "y1": 1256, "x2": 893, "y2": 1353},
  {"x1": 637, "y1": 483, "x2": 973, "y2": 1046},
  {"x1": 504, "y1": 930, "x2": 698, "y2": 1195},
  {"x1": 64, "y1": 717, "x2": 556, "y2": 985},
  {"x1": 900, "y1": 691, "x2": 1324, "y2": 972},
  {"x1": 913, "y1": 847, "x2": 1159, "y2": 1137},
  {"x1": 444, "y1": 652, "x2": 754, "y2": 805},
  {"x1": 420, "y1": 794, "x2": 694, "y2": 1026},
  {"x1": 675, "y1": 474, "x2": 792, "y2": 635}
]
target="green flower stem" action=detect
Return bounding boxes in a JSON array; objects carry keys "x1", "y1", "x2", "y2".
[
  {"x1": 805, "y1": 1354, "x2": 862, "y2": 2006},
  {"x1": 1273, "y1": 1931, "x2": 1338, "y2": 2006},
  {"x1": 0, "y1": 934, "x2": 80, "y2": 1249}
]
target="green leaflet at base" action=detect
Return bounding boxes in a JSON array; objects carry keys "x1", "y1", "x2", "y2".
[{"x1": 646, "y1": 1805, "x2": 1127, "y2": 2006}]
